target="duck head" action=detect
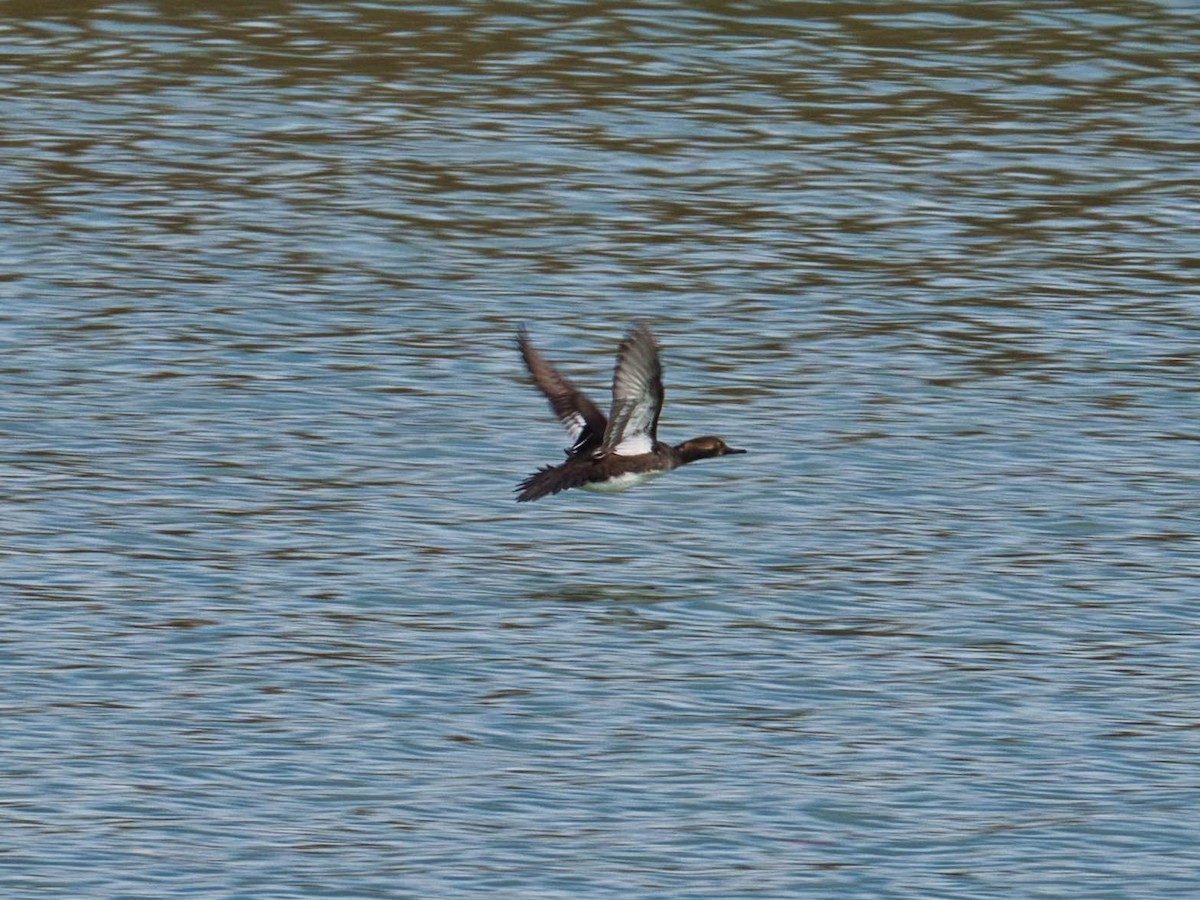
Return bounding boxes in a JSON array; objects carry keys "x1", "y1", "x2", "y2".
[{"x1": 675, "y1": 436, "x2": 746, "y2": 464}]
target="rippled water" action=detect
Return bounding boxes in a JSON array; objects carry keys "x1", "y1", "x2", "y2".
[{"x1": 3, "y1": 2, "x2": 1198, "y2": 897}]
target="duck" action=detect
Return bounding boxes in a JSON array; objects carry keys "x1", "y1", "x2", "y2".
[{"x1": 515, "y1": 323, "x2": 745, "y2": 502}]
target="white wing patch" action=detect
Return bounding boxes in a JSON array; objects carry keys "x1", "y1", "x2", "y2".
[
  {"x1": 563, "y1": 412, "x2": 587, "y2": 442},
  {"x1": 611, "y1": 433, "x2": 653, "y2": 456}
]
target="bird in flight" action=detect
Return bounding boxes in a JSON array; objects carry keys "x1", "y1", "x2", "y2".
[{"x1": 516, "y1": 323, "x2": 745, "y2": 502}]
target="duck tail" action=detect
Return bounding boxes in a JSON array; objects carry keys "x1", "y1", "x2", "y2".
[{"x1": 515, "y1": 463, "x2": 581, "y2": 502}]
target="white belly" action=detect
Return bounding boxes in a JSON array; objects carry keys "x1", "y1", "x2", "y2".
[{"x1": 579, "y1": 471, "x2": 664, "y2": 494}]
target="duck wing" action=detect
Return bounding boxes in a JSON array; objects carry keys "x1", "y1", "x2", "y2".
[
  {"x1": 600, "y1": 323, "x2": 663, "y2": 457},
  {"x1": 518, "y1": 326, "x2": 607, "y2": 456}
]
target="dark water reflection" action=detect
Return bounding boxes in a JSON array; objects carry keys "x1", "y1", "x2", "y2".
[{"x1": 3, "y1": 2, "x2": 1198, "y2": 897}]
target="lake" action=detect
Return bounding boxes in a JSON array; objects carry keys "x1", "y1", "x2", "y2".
[{"x1": 2, "y1": 2, "x2": 1198, "y2": 897}]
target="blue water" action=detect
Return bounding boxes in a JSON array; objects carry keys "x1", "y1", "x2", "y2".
[{"x1": 2, "y1": 2, "x2": 1198, "y2": 897}]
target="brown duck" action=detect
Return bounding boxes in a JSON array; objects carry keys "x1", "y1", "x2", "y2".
[{"x1": 516, "y1": 323, "x2": 745, "y2": 502}]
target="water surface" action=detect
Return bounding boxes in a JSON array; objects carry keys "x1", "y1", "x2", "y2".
[{"x1": 2, "y1": 3, "x2": 1198, "y2": 897}]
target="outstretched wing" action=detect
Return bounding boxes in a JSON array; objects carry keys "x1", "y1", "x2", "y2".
[
  {"x1": 518, "y1": 326, "x2": 607, "y2": 455},
  {"x1": 600, "y1": 323, "x2": 663, "y2": 458}
]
